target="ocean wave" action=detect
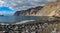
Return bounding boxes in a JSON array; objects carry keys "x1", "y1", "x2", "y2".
[{"x1": 15, "y1": 20, "x2": 35, "y2": 24}]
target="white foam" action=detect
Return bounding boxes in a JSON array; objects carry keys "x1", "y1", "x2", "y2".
[{"x1": 15, "y1": 20, "x2": 35, "y2": 24}]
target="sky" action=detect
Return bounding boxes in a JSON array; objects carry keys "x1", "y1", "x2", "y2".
[
  {"x1": 0, "y1": 7, "x2": 15, "y2": 15},
  {"x1": 0, "y1": 0, "x2": 56, "y2": 15}
]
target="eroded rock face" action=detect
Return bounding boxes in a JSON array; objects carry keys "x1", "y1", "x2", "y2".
[
  {"x1": 37, "y1": 0, "x2": 60, "y2": 17},
  {"x1": 14, "y1": 0, "x2": 60, "y2": 17},
  {"x1": 14, "y1": 6, "x2": 43, "y2": 16}
]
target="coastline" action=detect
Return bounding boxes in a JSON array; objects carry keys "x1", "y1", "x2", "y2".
[{"x1": 0, "y1": 18, "x2": 60, "y2": 33}]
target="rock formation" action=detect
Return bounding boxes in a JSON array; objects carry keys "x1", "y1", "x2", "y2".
[
  {"x1": 14, "y1": 0, "x2": 60, "y2": 17},
  {"x1": 36, "y1": 0, "x2": 60, "y2": 17},
  {"x1": 14, "y1": 6, "x2": 43, "y2": 16}
]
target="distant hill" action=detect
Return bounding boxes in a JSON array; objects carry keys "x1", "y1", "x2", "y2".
[
  {"x1": 14, "y1": 6, "x2": 43, "y2": 16},
  {"x1": 14, "y1": 0, "x2": 60, "y2": 17}
]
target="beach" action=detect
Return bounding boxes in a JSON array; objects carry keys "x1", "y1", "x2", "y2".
[{"x1": 0, "y1": 17, "x2": 59, "y2": 33}]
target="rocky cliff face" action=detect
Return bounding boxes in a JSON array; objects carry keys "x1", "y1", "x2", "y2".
[
  {"x1": 14, "y1": 6, "x2": 43, "y2": 16},
  {"x1": 36, "y1": 0, "x2": 60, "y2": 17},
  {"x1": 14, "y1": 0, "x2": 60, "y2": 17}
]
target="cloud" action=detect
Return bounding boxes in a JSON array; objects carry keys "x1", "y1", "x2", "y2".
[{"x1": 0, "y1": 0, "x2": 56, "y2": 11}]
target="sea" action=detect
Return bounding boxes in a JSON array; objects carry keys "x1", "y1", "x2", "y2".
[{"x1": 0, "y1": 16, "x2": 50, "y2": 24}]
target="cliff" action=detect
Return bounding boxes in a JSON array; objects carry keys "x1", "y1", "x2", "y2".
[
  {"x1": 37, "y1": 0, "x2": 60, "y2": 17},
  {"x1": 14, "y1": 6, "x2": 43, "y2": 16},
  {"x1": 14, "y1": 0, "x2": 60, "y2": 17}
]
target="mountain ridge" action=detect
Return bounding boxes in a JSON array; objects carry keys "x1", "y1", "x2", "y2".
[
  {"x1": 14, "y1": 6, "x2": 43, "y2": 16},
  {"x1": 14, "y1": 0, "x2": 60, "y2": 17}
]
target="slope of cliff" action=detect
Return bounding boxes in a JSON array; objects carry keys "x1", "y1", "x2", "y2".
[
  {"x1": 14, "y1": 0, "x2": 60, "y2": 17},
  {"x1": 14, "y1": 6, "x2": 43, "y2": 16},
  {"x1": 36, "y1": 0, "x2": 60, "y2": 17}
]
